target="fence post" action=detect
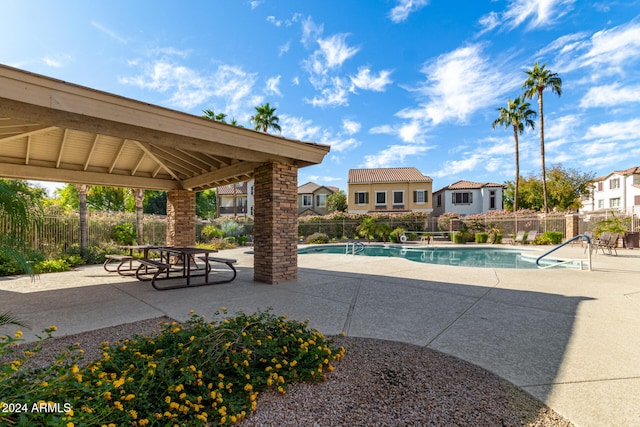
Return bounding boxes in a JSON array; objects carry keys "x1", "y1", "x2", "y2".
[{"x1": 565, "y1": 213, "x2": 580, "y2": 239}]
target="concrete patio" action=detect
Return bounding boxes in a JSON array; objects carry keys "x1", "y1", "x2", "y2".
[{"x1": 1, "y1": 243, "x2": 639, "y2": 426}]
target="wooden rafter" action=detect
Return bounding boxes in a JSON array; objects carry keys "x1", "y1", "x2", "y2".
[
  {"x1": 56, "y1": 129, "x2": 68, "y2": 168},
  {"x1": 84, "y1": 134, "x2": 100, "y2": 171},
  {"x1": 133, "y1": 140, "x2": 180, "y2": 181},
  {"x1": 109, "y1": 139, "x2": 127, "y2": 173}
]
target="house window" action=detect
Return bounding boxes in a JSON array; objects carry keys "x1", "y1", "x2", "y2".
[
  {"x1": 375, "y1": 191, "x2": 387, "y2": 206},
  {"x1": 316, "y1": 194, "x2": 327, "y2": 207},
  {"x1": 597, "y1": 182, "x2": 603, "y2": 191},
  {"x1": 413, "y1": 190, "x2": 427, "y2": 204},
  {"x1": 635, "y1": 195, "x2": 640, "y2": 206},
  {"x1": 302, "y1": 195, "x2": 312, "y2": 207},
  {"x1": 355, "y1": 191, "x2": 368, "y2": 205},
  {"x1": 250, "y1": 206, "x2": 254, "y2": 216},
  {"x1": 610, "y1": 178, "x2": 620, "y2": 189},
  {"x1": 598, "y1": 199, "x2": 604, "y2": 209},
  {"x1": 250, "y1": 185, "x2": 254, "y2": 195},
  {"x1": 610, "y1": 198, "x2": 620, "y2": 208},
  {"x1": 452, "y1": 192, "x2": 473, "y2": 204},
  {"x1": 437, "y1": 194, "x2": 442, "y2": 207},
  {"x1": 489, "y1": 190, "x2": 496, "y2": 209},
  {"x1": 392, "y1": 191, "x2": 404, "y2": 206}
]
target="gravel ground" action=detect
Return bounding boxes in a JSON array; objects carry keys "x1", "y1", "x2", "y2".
[{"x1": 4, "y1": 319, "x2": 574, "y2": 427}]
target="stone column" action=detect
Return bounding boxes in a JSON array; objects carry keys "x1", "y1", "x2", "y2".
[
  {"x1": 254, "y1": 162, "x2": 298, "y2": 284},
  {"x1": 565, "y1": 213, "x2": 580, "y2": 238},
  {"x1": 166, "y1": 190, "x2": 196, "y2": 247}
]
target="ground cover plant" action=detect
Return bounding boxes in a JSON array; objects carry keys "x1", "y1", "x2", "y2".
[{"x1": 0, "y1": 309, "x2": 345, "y2": 426}]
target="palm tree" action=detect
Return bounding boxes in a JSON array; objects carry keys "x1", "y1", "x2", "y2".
[
  {"x1": 522, "y1": 61, "x2": 562, "y2": 213},
  {"x1": 492, "y1": 96, "x2": 536, "y2": 212},
  {"x1": 250, "y1": 102, "x2": 281, "y2": 133},
  {"x1": 202, "y1": 109, "x2": 227, "y2": 123}
]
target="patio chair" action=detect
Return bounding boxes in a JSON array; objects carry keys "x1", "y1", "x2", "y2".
[
  {"x1": 590, "y1": 232, "x2": 611, "y2": 255},
  {"x1": 524, "y1": 230, "x2": 538, "y2": 244},
  {"x1": 512, "y1": 230, "x2": 525, "y2": 244},
  {"x1": 602, "y1": 232, "x2": 620, "y2": 256}
]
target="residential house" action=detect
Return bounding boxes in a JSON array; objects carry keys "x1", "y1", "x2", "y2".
[
  {"x1": 347, "y1": 167, "x2": 433, "y2": 214},
  {"x1": 581, "y1": 166, "x2": 640, "y2": 215},
  {"x1": 298, "y1": 182, "x2": 339, "y2": 216},
  {"x1": 216, "y1": 179, "x2": 255, "y2": 218},
  {"x1": 431, "y1": 180, "x2": 505, "y2": 217}
]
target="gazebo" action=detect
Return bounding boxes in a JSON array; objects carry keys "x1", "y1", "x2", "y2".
[{"x1": 0, "y1": 64, "x2": 330, "y2": 284}]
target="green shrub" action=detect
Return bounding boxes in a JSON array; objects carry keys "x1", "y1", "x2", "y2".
[
  {"x1": 452, "y1": 231, "x2": 467, "y2": 244},
  {"x1": 475, "y1": 232, "x2": 488, "y2": 243},
  {"x1": 305, "y1": 232, "x2": 329, "y2": 244},
  {"x1": 34, "y1": 258, "x2": 71, "y2": 273},
  {"x1": 535, "y1": 231, "x2": 564, "y2": 245},
  {"x1": 0, "y1": 309, "x2": 345, "y2": 426},
  {"x1": 112, "y1": 222, "x2": 137, "y2": 246},
  {"x1": 0, "y1": 247, "x2": 45, "y2": 277},
  {"x1": 389, "y1": 228, "x2": 406, "y2": 243},
  {"x1": 237, "y1": 235, "x2": 249, "y2": 246},
  {"x1": 201, "y1": 225, "x2": 224, "y2": 240},
  {"x1": 223, "y1": 236, "x2": 236, "y2": 245}
]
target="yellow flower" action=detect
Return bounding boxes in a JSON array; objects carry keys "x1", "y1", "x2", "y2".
[
  {"x1": 113, "y1": 401, "x2": 123, "y2": 411},
  {"x1": 66, "y1": 422, "x2": 74, "y2": 427},
  {"x1": 139, "y1": 419, "x2": 150, "y2": 426},
  {"x1": 244, "y1": 383, "x2": 253, "y2": 392},
  {"x1": 14, "y1": 330, "x2": 23, "y2": 338},
  {"x1": 113, "y1": 378, "x2": 125, "y2": 388},
  {"x1": 104, "y1": 391, "x2": 112, "y2": 400},
  {"x1": 49, "y1": 325, "x2": 57, "y2": 331},
  {"x1": 129, "y1": 409, "x2": 138, "y2": 419},
  {"x1": 165, "y1": 396, "x2": 171, "y2": 403}
]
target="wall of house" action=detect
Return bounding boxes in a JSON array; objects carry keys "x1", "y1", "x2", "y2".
[
  {"x1": 433, "y1": 187, "x2": 502, "y2": 216},
  {"x1": 585, "y1": 173, "x2": 640, "y2": 214},
  {"x1": 347, "y1": 182, "x2": 432, "y2": 213}
]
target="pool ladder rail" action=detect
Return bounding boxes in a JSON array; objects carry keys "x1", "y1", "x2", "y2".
[
  {"x1": 346, "y1": 241, "x2": 365, "y2": 255},
  {"x1": 535, "y1": 234, "x2": 592, "y2": 270}
]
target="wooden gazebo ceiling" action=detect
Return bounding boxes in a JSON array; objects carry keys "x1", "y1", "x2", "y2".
[{"x1": 0, "y1": 65, "x2": 330, "y2": 191}]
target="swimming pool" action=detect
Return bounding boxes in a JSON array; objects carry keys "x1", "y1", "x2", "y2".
[{"x1": 298, "y1": 244, "x2": 571, "y2": 269}]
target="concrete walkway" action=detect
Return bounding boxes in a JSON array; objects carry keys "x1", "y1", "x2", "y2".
[{"x1": 1, "y1": 243, "x2": 639, "y2": 426}]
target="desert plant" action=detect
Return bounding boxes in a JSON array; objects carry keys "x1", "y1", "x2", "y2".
[
  {"x1": 201, "y1": 225, "x2": 224, "y2": 240},
  {"x1": 390, "y1": 228, "x2": 406, "y2": 243}
]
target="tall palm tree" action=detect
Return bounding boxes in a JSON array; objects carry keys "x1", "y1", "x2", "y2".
[
  {"x1": 492, "y1": 96, "x2": 536, "y2": 212},
  {"x1": 522, "y1": 61, "x2": 562, "y2": 213},
  {"x1": 250, "y1": 102, "x2": 281, "y2": 133}
]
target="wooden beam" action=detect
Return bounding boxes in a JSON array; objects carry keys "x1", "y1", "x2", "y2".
[
  {"x1": 0, "y1": 124, "x2": 55, "y2": 141},
  {"x1": 133, "y1": 140, "x2": 181, "y2": 180},
  {"x1": 180, "y1": 162, "x2": 261, "y2": 190},
  {"x1": 0, "y1": 162, "x2": 181, "y2": 190},
  {"x1": 56, "y1": 129, "x2": 68, "y2": 168},
  {"x1": 84, "y1": 134, "x2": 100, "y2": 171},
  {"x1": 109, "y1": 139, "x2": 127, "y2": 173}
]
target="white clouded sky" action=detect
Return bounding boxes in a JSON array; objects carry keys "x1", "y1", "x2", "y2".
[{"x1": 3, "y1": 0, "x2": 638, "y2": 193}]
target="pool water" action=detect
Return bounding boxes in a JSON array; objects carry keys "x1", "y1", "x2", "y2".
[{"x1": 298, "y1": 244, "x2": 571, "y2": 269}]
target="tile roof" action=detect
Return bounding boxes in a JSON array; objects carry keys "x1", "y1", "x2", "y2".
[
  {"x1": 298, "y1": 182, "x2": 339, "y2": 194},
  {"x1": 348, "y1": 167, "x2": 432, "y2": 184},
  {"x1": 614, "y1": 166, "x2": 640, "y2": 175},
  {"x1": 434, "y1": 180, "x2": 505, "y2": 193}
]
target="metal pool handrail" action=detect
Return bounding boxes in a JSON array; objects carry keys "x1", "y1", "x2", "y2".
[
  {"x1": 346, "y1": 241, "x2": 365, "y2": 255},
  {"x1": 536, "y1": 234, "x2": 592, "y2": 271}
]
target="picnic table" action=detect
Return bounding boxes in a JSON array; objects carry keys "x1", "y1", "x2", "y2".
[
  {"x1": 103, "y1": 245, "x2": 158, "y2": 275},
  {"x1": 134, "y1": 246, "x2": 237, "y2": 291}
]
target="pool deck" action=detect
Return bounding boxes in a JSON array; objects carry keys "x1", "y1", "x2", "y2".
[{"x1": 1, "y1": 242, "x2": 639, "y2": 426}]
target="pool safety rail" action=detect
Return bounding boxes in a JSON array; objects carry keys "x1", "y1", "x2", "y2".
[
  {"x1": 346, "y1": 241, "x2": 365, "y2": 255},
  {"x1": 536, "y1": 234, "x2": 592, "y2": 270}
]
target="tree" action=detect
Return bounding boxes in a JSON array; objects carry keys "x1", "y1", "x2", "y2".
[
  {"x1": 202, "y1": 108, "x2": 228, "y2": 124},
  {"x1": 326, "y1": 190, "x2": 348, "y2": 213},
  {"x1": 133, "y1": 188, "x2": 144, "y2": 245},
  {"x1": 503, "y1": 165, "x2": 594, "y2": 211},
  {"x1": 522, "y1": 61, "x2": 563, "y2": 213},
  {"x1": 0, "y1": 179, "x2": 43, "y2": 275},
  {"x1": 250, "y1": 102, "x2": 281, "y2": 133},
  {"x1": 492, "y1": 96, "x2": 536, "y2": 212},
  {"x1": 196, "y1": 189, "x2": 217, "y2": 219},
  {"x1": 77, "y1": 184, "x2": 88, "y2": 259},
  {"x1": 143, "y1": 190, "x2": 167, "y2": 215}
]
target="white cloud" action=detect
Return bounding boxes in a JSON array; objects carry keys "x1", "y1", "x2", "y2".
[
  {"x1": 265, "y1": 75, "x2": 282, "y2": 96},
  {"x1": 249, "y1": 1, "x2": 262, "y2": 10},
  {"x1": 342, "y1": 119, "x2": 361, "y2": 135},
  {"x1": 91, "y1": 21, "x2": 127, "y2": 44},
  {"x1": 300, "y1": 16, "x2": 323, "y2": 48},
  {"x1": 119, "y1": 60, "x2": 259, "y2": 114},
  {"x1": 388, "y1": 0, "x2": 429, "y2": 23},
  {"x1": 363, "y1": 144, "x2": 434, "y2": 168},
  {"x1": 478, "y1": 0, "x2": 575, "y2": 33},
  {"x1": 266, "y1": 16, "x2": 281, "y2": 26},
  {"x1": 349, "y1": 67, "x2": 393, "y2": 92},
  {"x1": 280, "y1": 115, "x2": 322, "y2": 141},
  {"x1": 329, "y1": 137, "x2": 361, "y2": 152},
  {"x1": 305, "y1": 77, "x2": 350, "y2": 107},
  {"x1": 42, "y1": 56, "x2": 65, "y2": 68},
  {"x1": 278, "y1": 41, "x2": 291, "y2": 56},
  {"x1": 584, "y1": 118, "x2": 640, "y2": 141},
  {"x1": 580, "y1": 83, "x2": 640, "y2": 108},
  {"x1": 317, "y1": 34, "x2": 359, "y2": 69},
  {"x1": 402, "y1": 44, "x2": 515, "y2": 126}
]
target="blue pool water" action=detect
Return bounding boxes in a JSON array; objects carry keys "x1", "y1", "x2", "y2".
[{"x1": 298, "y1": 244, "x2": 570, "y2": 269}]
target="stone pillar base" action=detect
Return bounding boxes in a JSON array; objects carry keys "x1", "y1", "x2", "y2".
[
  {"x1": 253, "y1": 162, "x2": 298, "y2": 284},
  {"x1": 166, "y1": 190, "x2": 196, "y2": 247}
]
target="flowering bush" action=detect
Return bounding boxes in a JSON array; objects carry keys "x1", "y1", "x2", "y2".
[
  {"x1": 305, "y1": 232, "x2": 329, "y2": 244},
  {"x1": 0, "y1": 309, "x2": 345, "y2": 426}
]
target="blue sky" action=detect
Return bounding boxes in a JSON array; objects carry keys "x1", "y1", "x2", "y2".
[{"x1": 3, "y1": 0, "x2": 640, "y2": 195}]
